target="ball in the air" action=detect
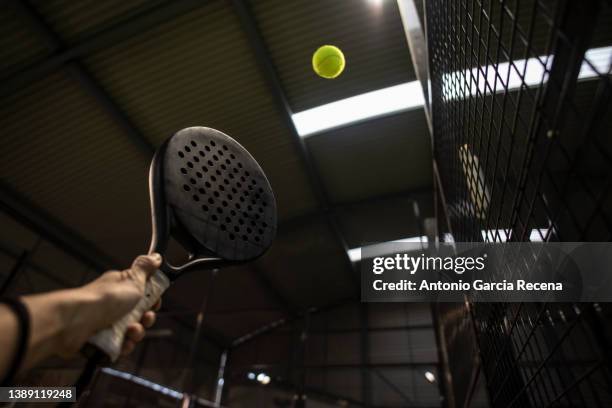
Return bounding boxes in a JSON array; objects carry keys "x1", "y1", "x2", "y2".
[{"x1": 312, "y1": 45, "x2": 345, "y2": 79}]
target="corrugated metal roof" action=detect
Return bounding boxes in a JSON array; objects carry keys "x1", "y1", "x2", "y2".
[
  {"x1": 32, "y1": 0, "x2": 166, "y2": 44},
  {"x1": 252, "y1": 0, "x2": 416, "y2": 111},
  {"x1": 307, "y1": 109, "x2": 433, "y2": 203},
  {"x1": 0, "y1": 3, "x2": 49, "y2": 75},
  {"x1": 85, "y1": 1, "x2": 317, "y2": 220},
  {"x1": 0, "y1": 71, "x2": 151, "y2": 266}
]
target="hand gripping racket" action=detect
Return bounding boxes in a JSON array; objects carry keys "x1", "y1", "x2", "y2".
[{"x1": 88, "y1": 126, "x2": 277, "y2": 361}]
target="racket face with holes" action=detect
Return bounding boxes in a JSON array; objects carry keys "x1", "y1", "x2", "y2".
[{"x1": 152, "y1": 127, "x2": 277, "y2": 267}]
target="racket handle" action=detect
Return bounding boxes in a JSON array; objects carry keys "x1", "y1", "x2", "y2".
[{"x1": 87, "y1": 269, "x2": 170, "y2": 362}]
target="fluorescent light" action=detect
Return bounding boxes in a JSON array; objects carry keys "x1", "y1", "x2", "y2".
[
  {"x1": 580, "y1": 46, "x2": 612, "y2": 79},
  {"x1": 292, "y1": 82, "x2": 424, "y2": 137},
  {"x1": 481, "y1": 229, "x2": 511, "y2": 242},
  {"x1": 348, "y1": 247, "x2": 361, "y2": 262},
  {"x1": 442, "y1": 46, "x2": 612, "y2": 101},
  {"x1": 348, "y1": 236, "x2": 427, "y2": 262},
  {"x1": 441, "y1": 56, "x2": 551, "y2": 100},
  {"x1": 292, "y1": 46, "x2": 610, "y2": 137},
  {"x1": 348, "y1": 229, "x2": 554, "y2": 260},
  {"x1": 481, "y1": 228, "x2": 554, "y2": 242},
  {"x1": 529, "y1": 228, "x2": 554, "y2": 242},
  {"x1": 101, "y1": 367, "x2": 183, "y2": 399}
]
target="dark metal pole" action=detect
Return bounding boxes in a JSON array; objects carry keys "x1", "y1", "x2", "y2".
[
  {"x1": 372, "y1": 368, "x2": 414, "y2": 405},
  {"x1": 214, "y1": 350, "x2": 228, "y2": 406},
  {"x1": 293, "y1": 312, "x2": 309, "y2": 408},
  {"x1": 396, "y1": 0, "x2": 432, "y2": 132},
  {"x1": 0, "y1": 241, "x2": 39, "y2": 295},
  {"x1": 360, "y1": 304, "x2": 372, "y2": 407},
  {"x1": 181, "y1": 269, "x2": 218, "y2": 396},
  {"x1": 1, "y1": 251, "x2": 27, "y2": 295},
  {"x1": 231, "y1": 297, "x2": 355, "y2": 349},
  {"x1": 0, "y1": 241, "x2": 72, "y2": 288}
]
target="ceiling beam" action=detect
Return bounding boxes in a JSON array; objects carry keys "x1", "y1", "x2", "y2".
[
  {"x1": 10, "y1": 0, "x2": 155, "y2": 156},
  {"x1": 0, "y1": 0, "x2": 208, "y2": 99},
  {"x1": 373, "y1": 368, "x2": 417, "y2": 405},
  {"x1": 231, "y1": 0, "x2": 359, "y2": 295},
  {"x1": 307, "y1": 323, "x2": 434, "y2": 334},
  {"x1": 231, "y1": 296, "x2": 436, "y2": 349},
  {"x1": 301, "y1": 362, "x2": 439, "y2": 370},
  {"x1": 0, "y1": 241, "x2": 75, "y2": 288},
  {"x1": 279, "y1": 186, "x2": 433, "y2": 234},
  {"x1": 0, "y1": 182, "x2": 118, "y2": 271},
  {"x1": 231, "y1": 296, "x2": 355, "y2": 349},
  {"x1": 236, "y1": 361, "x2": 439, "y2": 371},
  {"x1": 397, "y1": 0, "x2": 432, "y2": 133},
  {"x1": 360, "y1": 304, "x2": 372, "y2": 406}
]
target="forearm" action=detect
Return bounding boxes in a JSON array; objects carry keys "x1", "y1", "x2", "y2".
[
  {"x1": 0, "y1": 288, "x2": 100, "y2": 381},
  {"x1": 21, "y1": 289, "x2": 89, "y2": 370},
  {"x1": 0, "y1": 254, "x2": 160, "y2": 382}
]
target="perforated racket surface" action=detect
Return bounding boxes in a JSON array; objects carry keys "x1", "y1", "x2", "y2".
[
  {"x1": 162, "y1": 127, "x2": 276, "y2": 261},
  {"x1": 87, "y1": 127, "x2": 277, "y2": 365}
]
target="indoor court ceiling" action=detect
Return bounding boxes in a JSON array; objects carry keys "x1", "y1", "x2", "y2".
[
  {"x1": 0, "y1": 0, "x2": 433, "y2": 329},
  {"x1": 0, "y1": 0, "x2": 435, "y2": 405}
]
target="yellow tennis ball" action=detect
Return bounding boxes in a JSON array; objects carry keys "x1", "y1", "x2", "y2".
[{"x1": 312, "y1": 45, "x2": 345, "y2": 79}]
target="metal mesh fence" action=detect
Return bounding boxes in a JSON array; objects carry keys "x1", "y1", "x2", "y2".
[{"x1": 426, "y1": 0, "x2": 612, "y2": 406}]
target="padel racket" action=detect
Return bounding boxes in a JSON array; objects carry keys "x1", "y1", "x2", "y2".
[{"x1": 88, "y1": 126, "x2": 277, "y2": 361}]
